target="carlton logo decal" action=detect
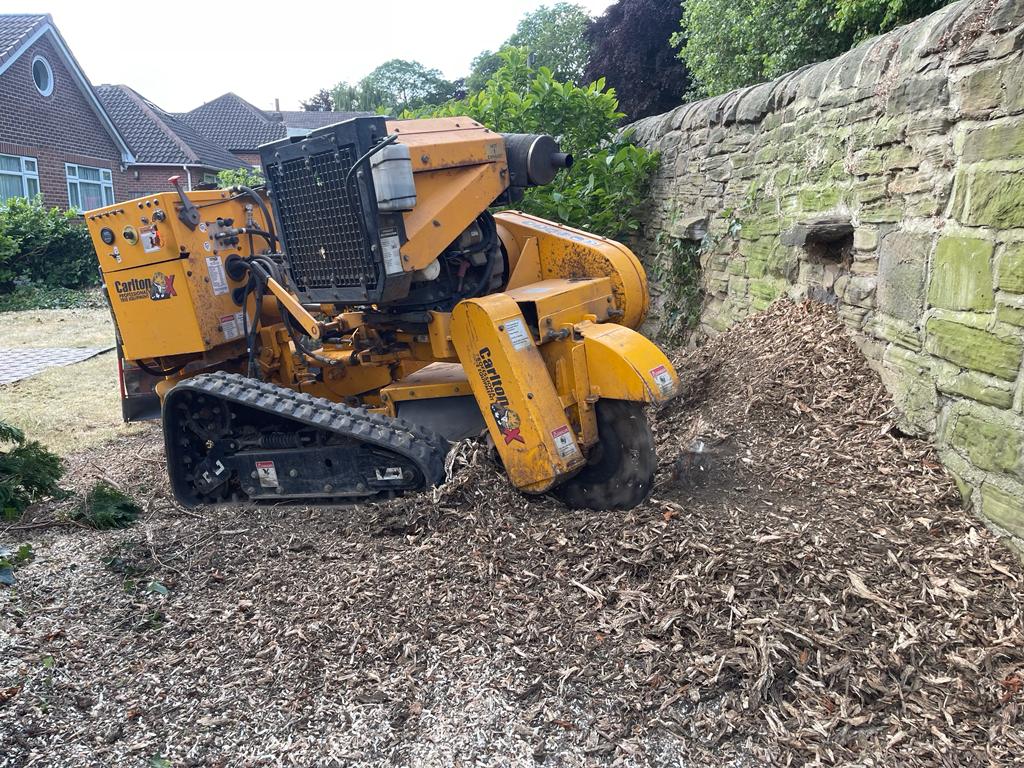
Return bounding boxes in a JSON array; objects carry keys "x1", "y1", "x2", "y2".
[
  {"x1": 114, "y1": 271, "x2": 177, "y2": 303},
  {"x1": 474, "y1": 347, "x2": 525, "y2": 445}
]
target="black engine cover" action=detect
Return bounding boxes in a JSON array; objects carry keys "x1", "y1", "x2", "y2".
[{"x1": 260, "y1": 116, "x2": 410, "y2": 305}]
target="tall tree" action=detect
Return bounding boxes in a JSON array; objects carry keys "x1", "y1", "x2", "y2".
[
  {"x1": 466, "y1": 50, "x2": 505, "y2": 94},
  {"x1": 674, "y1": 0, "x2": 953, "y2": 97},
  {"x1": 463, "y1": 4, "x2": 592, "y2": 95},
  {"x1": 507, "y1": 3, "x2": 593, "y2": 84},
  {"x1": 832, "y1": 0, "x2": 953, "y2": 40},
  {"x1": 584, "y1": 0, "x2": 690, "y2": 121},
  {"x1": 356, "y1": 59, "x2": 458, "y2": 113},
  {"x1": 300, "y1": 88, "x2": 335, "y2": 111}
]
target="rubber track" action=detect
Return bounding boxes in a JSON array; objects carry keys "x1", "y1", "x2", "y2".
[{"x1": 168, "y1": 372, "x2": 451, "y2": 497}]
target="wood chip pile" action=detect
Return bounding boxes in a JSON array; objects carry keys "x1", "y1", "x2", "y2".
[{"x1": 1, "y1": 301, "x2": 1021, "y2": 767}]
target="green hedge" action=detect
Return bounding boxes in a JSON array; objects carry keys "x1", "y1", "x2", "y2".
[{"x1": 0, "y1": 197, "x2": 98, "y2": 292}]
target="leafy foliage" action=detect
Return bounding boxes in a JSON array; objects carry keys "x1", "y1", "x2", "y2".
[
  {"x1": 584, "y1": 0, "x2": 690, "y2": 121},
  {"x1": 650, "y1": 231, "x2": 704, "y2": 339},
  {"x1": 405, "y1": 49, "x2": 659, "y2": 241},
  {"x1": 0, "y1": 285, "x2": 104, "y2": 312},
  {"x1": 831, "y1": 0, "x2": 952, "y2": 39},
  {"x1": 334, "y1": 59, "x2": 463, "y2": 115},
  {"x1": 674, "y1": 0, "x2": 953, "y2": 96},
  {"x1": 73, "y1": 482, "x2": 141, "y2": 530},
  {"x1": 0, "y1": 197, "x2": 97, "y2": 292},
  {"x1": 216, "y1": 167, "x2": 265, "y2": 189},
  {"x1": 506, "y1": 3, "x2": 593, "y2": 84},
  {"x1": 519, "y1": 140, "x2": 661, "y2": 238},
  {"x1": 0, "y1": 421, "x2": 64, "y2": 521},
  {"x1": 300, "y1": 88, "x2": 335, "y2": 111},
  {"x1": 465, "y1": 50, "x2": 506, "y2": 94}
]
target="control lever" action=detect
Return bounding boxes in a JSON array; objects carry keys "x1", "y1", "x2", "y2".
[{"x1": 168, "y1": 175, "x2": 200, "y2": 230}]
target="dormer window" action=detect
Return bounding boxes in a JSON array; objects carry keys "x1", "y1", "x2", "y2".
[{"x1": 32, "y1": 55, "x2": 53, "y2": 96}]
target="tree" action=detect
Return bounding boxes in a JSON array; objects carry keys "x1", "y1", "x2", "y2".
[
  {"x1": 832, "y1": 0, "x2": 952, "y2": 40},
  {"x1": 674, "y1": 0, "x2": 953, "y2": 98},
  {"x1": 404, "y1": 49, "x2": 659, "y2": 241},
  {"x1": 331, "y1": 82, "x2": 386, "y2": 113},
  {"x1": 584, "y1": 0, "x2": 690, "y2": 121},
  {"x1": 466, "y1": 50, "x2": 506, "y2": 94},
  {"x1": 300, "y1": 88, "x2": 335, "y2": 111},
  {"x1": 506, "y1": 3, "x2": 592, "y2": 84},
  {"x1": 356, "y1": 59, "x2": 459, "y2": 114}
]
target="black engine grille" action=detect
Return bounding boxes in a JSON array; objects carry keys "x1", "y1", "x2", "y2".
[{"x1": 266, "y1": 146, "x2": 378, "y2": 295}]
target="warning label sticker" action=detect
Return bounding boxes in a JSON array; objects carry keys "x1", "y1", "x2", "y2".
[
  {"x1": 140, "y1": 225, "x2": 161, "y2": 253},
  {"x1": 551, "y1": 424, "x2": 580, "y2": 459},
  {"x1": 504, "y1": 317, "x2": 532, "y2": 350},
  {"x1": 650, "y1": 364, "x2": 675, "y2": 395},
  {"x1": 255, "y1": 460, "x2": 278, "y2": 488},
  {"x1": 380, "y1": 230, "x2": 404, "y2": 274},
  {"x1": 221, "y1": 311, "x2": 244, "y2": 341},
  {"x1": 206, "y1": 256, "x2": 229, "y2": 296}
]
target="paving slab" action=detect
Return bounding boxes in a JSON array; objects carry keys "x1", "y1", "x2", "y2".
[{"x1": 0, "y1": 346, "x2": 114, "y2": 385}]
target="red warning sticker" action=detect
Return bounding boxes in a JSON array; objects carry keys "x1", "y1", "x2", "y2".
[
  {"x1": 255, "y1": 460, "x2": 278, "y2": 488},
  {"x1": 551, "y1": 424, "x2": 580, "y2": 459},
  {"x1": 650, "y1": 364, "x2": 675, "y2": 395}
]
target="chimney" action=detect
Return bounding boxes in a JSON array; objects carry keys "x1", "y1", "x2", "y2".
[{"x1": 274, "y1": 97, "x2": 280, "y2": 111}]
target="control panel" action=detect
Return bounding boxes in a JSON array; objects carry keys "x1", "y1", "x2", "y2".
[{"x1": 85, "y1": 188, "x2": 271, "y2": 361}]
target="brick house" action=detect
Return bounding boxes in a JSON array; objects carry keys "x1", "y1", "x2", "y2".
[
  {"x1": 177, "y1": 92, "x2": 370, "y2": 167},
  {"x1": 1, "y1": 14, "x2": 369, "y2": 211},
  {"x1": 96, "y1": 84, "x2": 248, "y2": 197},
  {"x1": 0, "y1": 14, "x2": 134, "y2": 209}
]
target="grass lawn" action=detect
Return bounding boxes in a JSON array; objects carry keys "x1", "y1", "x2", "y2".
[{"x1": 0, "y1": 307, "x2": 145, "y2": 455}]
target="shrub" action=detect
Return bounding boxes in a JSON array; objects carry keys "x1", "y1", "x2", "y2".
[
  {"x1": 0, "y1": 197, "x2": 97, "y2": 291},
  {"x1": 0, "y1": 420, "x2": 64, "y2": 521},
  {"x1": 217, "y1": 167, "x2": 265, "y2": 189},
  {"x1": 404, "y1": 48, "x2": 659, "y2": 241}
]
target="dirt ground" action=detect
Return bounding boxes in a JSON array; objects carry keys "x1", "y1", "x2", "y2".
[
  {"x1": 0, "y1": 308, "x2": 143, "y2": 455},
  {"x1": 1, "y1": 302, "x2": 1021, "y2": 767}
]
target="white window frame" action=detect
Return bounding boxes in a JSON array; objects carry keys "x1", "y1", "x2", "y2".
[
  {"x1": 31, "y1": 55, "x2": 54, "y2": 97},
  {"x1": 0, "y1": 153, "x2": 40, "y2": 203},
  {"x1": 66, "y1": 163, "x2": 114, "y2": 211}
]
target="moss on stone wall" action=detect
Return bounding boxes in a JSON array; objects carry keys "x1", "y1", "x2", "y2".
[{"x1": 630, "y1": 0, "x2": 1024, "y2": 556}]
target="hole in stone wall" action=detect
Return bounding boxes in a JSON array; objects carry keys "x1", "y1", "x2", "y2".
[{"x1": 801, "y1": 232, "x2": 854, "y2": 306}]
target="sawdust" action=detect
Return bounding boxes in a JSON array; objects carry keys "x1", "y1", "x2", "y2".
[{"x1": 1, "y1": 301, "x2": 1021, "y2": 766}]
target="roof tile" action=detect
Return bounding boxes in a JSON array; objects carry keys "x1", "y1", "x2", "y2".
[
  {"x1": 0, "y1": 14, "x2": 47, "y2": 69},
  {"x1": 97, "y1": 85, "x2": 245, "y2": 170}
]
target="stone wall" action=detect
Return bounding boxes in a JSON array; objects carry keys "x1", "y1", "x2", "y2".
[{"x1": 630, "y1": 0, "x2": 1024, "y2": 554}]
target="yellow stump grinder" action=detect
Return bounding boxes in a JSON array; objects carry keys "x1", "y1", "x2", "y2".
[{"x1": 84, "y1": 117, "x2": 679, "y2": 510}]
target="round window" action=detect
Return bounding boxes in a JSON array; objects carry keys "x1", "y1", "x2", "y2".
[{"x1": 32, "y1": 56, "x2": 53, "y2": 96}]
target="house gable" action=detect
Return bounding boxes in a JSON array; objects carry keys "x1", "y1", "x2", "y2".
[{"x1": 0, "y1": 17, "x2": 133, "y2": 164}]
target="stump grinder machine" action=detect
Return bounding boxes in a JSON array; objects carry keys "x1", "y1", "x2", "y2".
[{"x1": 85, "y1": 117, "x2": 679, "y2": 510}]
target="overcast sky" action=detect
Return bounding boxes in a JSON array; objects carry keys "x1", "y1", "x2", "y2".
[{"x1": 20, "y1": 0, "x2": 613, "y2": 113}]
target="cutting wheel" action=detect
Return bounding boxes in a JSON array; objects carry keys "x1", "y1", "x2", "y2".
[{"x1": 554, "y1": 400, "x2": 657, "y2": 511}]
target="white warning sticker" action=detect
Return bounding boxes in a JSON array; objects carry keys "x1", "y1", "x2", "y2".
[
  {"x1": 380, "y1": 231, "x2": 404, "y2": 274},
  {"x1": 206, "y1": 256, "x2": 229, "y2": 296},
  {"x1": 140, "y1": 225, "x2": 162, "y2": 253},
  {"x1": 255, "y1": 460, "x2": 278, "y2": 488},
  {"x1": 221, "y1": 311, "x2": 244, "y2": 341},
  {"x1": 551, "y1": 425, "x2": 580, "y2": 459},
  {"x1": 650, "y1": 364, "x2": 675, "y2": 395},
  {"x1": 504, "y1": 317, "x2": 532, "y2": 350}
]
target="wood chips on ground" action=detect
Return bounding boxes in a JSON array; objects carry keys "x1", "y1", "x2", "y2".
[{"x1": 1, "y1": 301, "x2": 1021, "y2": 767}]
